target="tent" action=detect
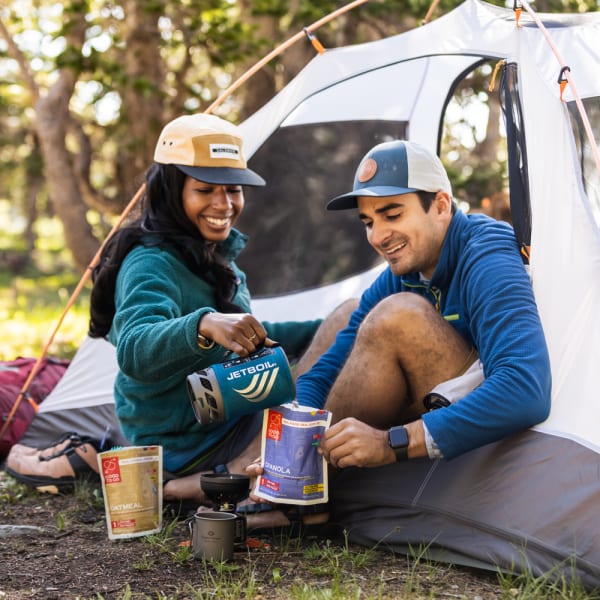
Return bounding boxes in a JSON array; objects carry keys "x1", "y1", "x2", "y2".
[{"x1": 8, "y1": 0, "x2": 600, "y2": 587}]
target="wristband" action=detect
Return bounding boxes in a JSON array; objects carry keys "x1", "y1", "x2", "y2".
[
  {"x1": 197, "y1": 333, "x2": 215, "y2": 349},
  {"x1": 197, "y1": 331, "x2": 215, "y2": 350},
  {"x1": 197, "y1": 313, "x2": 216, "y2": 349}
]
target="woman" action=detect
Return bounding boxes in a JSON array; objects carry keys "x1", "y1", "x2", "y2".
[{"x1": 89, "y1": 114, "x2": 323, "y2": 506}]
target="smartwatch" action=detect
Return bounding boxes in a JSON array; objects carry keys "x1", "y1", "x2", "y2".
[{"x1": 388, "y1": 425, "x2": 409, "y2": 461}]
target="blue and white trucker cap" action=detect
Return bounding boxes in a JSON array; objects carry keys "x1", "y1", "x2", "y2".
[{"x1": 327, "y1": 140, "x2": 452, "y2": 211}]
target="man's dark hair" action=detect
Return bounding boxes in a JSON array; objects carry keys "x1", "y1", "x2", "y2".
[
  {"x1": 418, "y1": 191, "x2": 457, "y2": 214},
  {"x1": 88, "y1": 163, "x2": 243, "y2": 338}
]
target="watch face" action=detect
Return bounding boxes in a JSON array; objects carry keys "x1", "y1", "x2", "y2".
[{"x1": 389, "y1": 426, "x2": 409, "y2": 449}]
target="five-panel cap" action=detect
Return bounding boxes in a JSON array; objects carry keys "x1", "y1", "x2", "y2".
[
  {"x1": 153, "y1": 113, "x2": 265, "y2": 187},
  {"x1": 327, "y1": 140, "x2": 452, "y2": 210}
]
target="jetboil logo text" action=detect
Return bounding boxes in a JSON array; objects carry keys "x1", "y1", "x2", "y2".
[{"x1": 226, "y1": 361, "x2": 280, "y2": 402}]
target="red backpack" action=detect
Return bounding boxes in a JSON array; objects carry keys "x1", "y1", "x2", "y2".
[{"x1": 0, "y1": 357, "x2": 70, "y2": 458}]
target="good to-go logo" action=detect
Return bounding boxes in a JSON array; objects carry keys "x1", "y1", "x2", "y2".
[
  {"x1": 266, "y1": 410, "x2": 283, "y2": 441},
  {"x1": 101, "y1": 456, "x2": 122, "y2": 484},
  {"x1": 232, "y1": 367, "x2": 280, "y2": 402}
]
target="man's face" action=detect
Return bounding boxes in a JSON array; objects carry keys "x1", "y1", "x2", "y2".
[{"x1": 357, "y1": 192, "x2": 451, "y2": 279}]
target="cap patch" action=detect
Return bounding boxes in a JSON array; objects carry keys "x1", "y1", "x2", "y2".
[
  {"x1": 357, "y1": 158, "x2": 377, "y2": 183},
  {"x1": 209, "y1": 143, "x2": 241, "y2": 160}
]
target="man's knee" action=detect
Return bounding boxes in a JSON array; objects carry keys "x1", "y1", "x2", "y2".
[{"x1": 361, "y1": 293, "x2": 437, "y2": 336}]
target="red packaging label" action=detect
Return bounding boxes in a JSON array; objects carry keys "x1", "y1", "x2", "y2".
[
  {"x1": 260, "y1": 477, "x2": 280, "y2": 492},
  {"x1": 112, "y1": 519, "x2": 136, "y2": 529},
  {"x1": 101, "y1": 456, "x2": 122, "y2": 484},
  {"x1": 266, "y1": 410, "x2": 283, "y2": 441}
]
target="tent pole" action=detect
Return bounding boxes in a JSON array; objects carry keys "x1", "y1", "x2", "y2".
[
  {"x1": 422, "y1": 0, "x2": 442, "y2": 25},
  {"x1": 205, "y1": 0, "x2": 369, "y2": 115}
]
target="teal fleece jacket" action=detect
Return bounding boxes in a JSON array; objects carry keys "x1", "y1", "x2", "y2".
[{"x1": 108, "y1": 229, "x2": 321, "y2": 469}]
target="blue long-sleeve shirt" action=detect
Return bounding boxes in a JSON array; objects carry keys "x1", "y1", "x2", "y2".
[{"x1": 296, "y1": 210, "x2": 551, "y2": 460}]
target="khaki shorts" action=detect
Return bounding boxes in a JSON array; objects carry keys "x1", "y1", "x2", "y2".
[
  {"x1": 423, "y1": 357, "x2": 485, "y2": 458},
  {"x1": 429, "y1": 357, "x2": 485, "y2": 404}
]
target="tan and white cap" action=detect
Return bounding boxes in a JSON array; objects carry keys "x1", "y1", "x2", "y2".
[{"x1": 153, "y1": 113, "x2": 265, "y2": 187}]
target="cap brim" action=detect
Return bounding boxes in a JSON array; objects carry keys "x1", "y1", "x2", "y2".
[
  {"x1": 326, "y1": 185, "x2": 418, "y2": 211},
  {"x1": 176, "y1": 165, "x2": 266, "y2": 187}
]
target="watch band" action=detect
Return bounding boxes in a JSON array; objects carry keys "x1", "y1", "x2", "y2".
[
  {"x1": 388, "y1": 425, "x2": 409, "y2": 461},
  {"x1": 391, "y1": 444, "x2": 408, "y2": 461}
]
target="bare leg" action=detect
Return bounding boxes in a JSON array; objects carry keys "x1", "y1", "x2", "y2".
[
  {"x1": 293, "y1": 299, "x2": 358, "y2": 379},
  {"x1": 163, "y1": 435, "x2": 261, "y2": 505},
  {"x1": 325, "y1": 293, "x2": 472, "y2": 428}
]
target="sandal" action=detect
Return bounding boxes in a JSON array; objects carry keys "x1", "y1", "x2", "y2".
[
  {"x1": 244, "y1": 502, "x2": 331, "y2": 537},
  {"x1": 4, "y1": 432, "x2": 112, "y2": 494},
  {"x1": 162, "y1": 471, "x2": 201, "y2": 517}
]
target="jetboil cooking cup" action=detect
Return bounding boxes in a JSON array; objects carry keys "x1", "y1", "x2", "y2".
[
  {"x1": 189, "y1": 511, "x2": 237, "y2": 561},
  {"x1": 187, "y1": 345, "x2": 295, "y2": 425}
]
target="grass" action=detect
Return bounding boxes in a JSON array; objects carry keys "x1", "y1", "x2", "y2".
[
  {"x1": 0, "y1": 204, "x2": 91, "y2": 361},
  {"x1": 3, "y1": 405, "x2": 600, "y2": 600},
  {"x1": 0, "y1": 263, "x2": 90, "y2": 362},
  {"x1": 0, "y1": 268, "x2": 90, "y2": 361}
]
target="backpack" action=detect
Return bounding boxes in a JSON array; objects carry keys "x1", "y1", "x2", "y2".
[{"x1": 0, "y1": 357, "x2": 70, "y2": 458}]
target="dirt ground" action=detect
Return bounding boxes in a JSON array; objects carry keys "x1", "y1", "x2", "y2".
[{"x1": 0, "y1": 470, "x2": 506, "y2": 600}]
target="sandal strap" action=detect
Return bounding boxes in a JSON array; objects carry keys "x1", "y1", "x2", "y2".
[
  {"x1": 66, "y1": 449, "x2": 99, "y2": 475},
  {"x1": 38, "y1": 432, "x2": 104, "y2": 462},
  {"x1": 279, "y1": 502, "x2": 330, "y2": 522}
]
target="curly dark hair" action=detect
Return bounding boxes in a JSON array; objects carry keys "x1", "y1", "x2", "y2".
[{"x1": 88, "y1": 163, "x2": 243, "y2": 338}]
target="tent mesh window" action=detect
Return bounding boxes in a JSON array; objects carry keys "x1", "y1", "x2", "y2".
[
  {"x1": 568, "y1": 97, "x2": 600, "y2": 228},
  {"x1": 239, "y1": 121, "x2": 405, "y2": 297}
]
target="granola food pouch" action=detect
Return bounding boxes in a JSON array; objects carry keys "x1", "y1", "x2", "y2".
[{"x1": 253, "y1": 402, "x2": 331, "y2": 505}]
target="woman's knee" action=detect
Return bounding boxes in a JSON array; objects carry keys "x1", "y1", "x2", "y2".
[{"x1": 329, "y1": 298, "x2": 359, "y2": 322}]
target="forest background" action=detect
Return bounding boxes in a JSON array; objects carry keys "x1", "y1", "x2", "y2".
[{"x1": 0, "y1": 0, "x2": 597, "y2": 362}]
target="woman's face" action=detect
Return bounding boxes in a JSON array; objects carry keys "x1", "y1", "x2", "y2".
[{"x1": 182, "y1": 176, "x2": 245, "y2": 242}]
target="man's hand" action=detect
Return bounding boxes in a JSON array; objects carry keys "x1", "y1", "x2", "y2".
[{"x1": 318, "y1": 417, "x2": 396, "y2": 469}]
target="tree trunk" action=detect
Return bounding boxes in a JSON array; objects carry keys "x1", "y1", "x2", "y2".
[
  {"x1": 32, "y1": 10, "x2": 100, "y2": 272},
  {"x1": 35, "y1": 71, "x2": 100, "y2": 271},
  {"x1": 236, "y1": 1, "x2": 281, "y2": 119},
  {"x1": 115, "y1": 1, "x2": 164, "y2": 196}
]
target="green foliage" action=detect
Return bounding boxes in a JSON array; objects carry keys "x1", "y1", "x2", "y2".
[
  {"x1": 0, "y1": 266, "x2": 90, "y2": 360},
  {"x1": 0, "y1": 473, "x2": 37, "y2": 505}
]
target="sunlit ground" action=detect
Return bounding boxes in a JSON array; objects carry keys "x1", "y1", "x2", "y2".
[
  {"x1": 1, "y1": 202, "x2": 91, "y2": 360},
  {"x1": 0, "y1": 274, "x2": 90, "y2": 360}
]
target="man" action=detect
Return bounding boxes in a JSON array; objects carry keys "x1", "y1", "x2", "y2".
[{"x1": 296, "y1": 140, "x2": 551, "y2": 468}]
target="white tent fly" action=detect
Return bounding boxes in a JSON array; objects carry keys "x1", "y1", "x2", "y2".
[{"x1": 11, "y1": 0, "x2": 600, "y2": 586}]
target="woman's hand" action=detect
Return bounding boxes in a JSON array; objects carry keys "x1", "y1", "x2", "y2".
[{"x1": 199, "y1": 312, "x2": 273, "y2": 356}]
